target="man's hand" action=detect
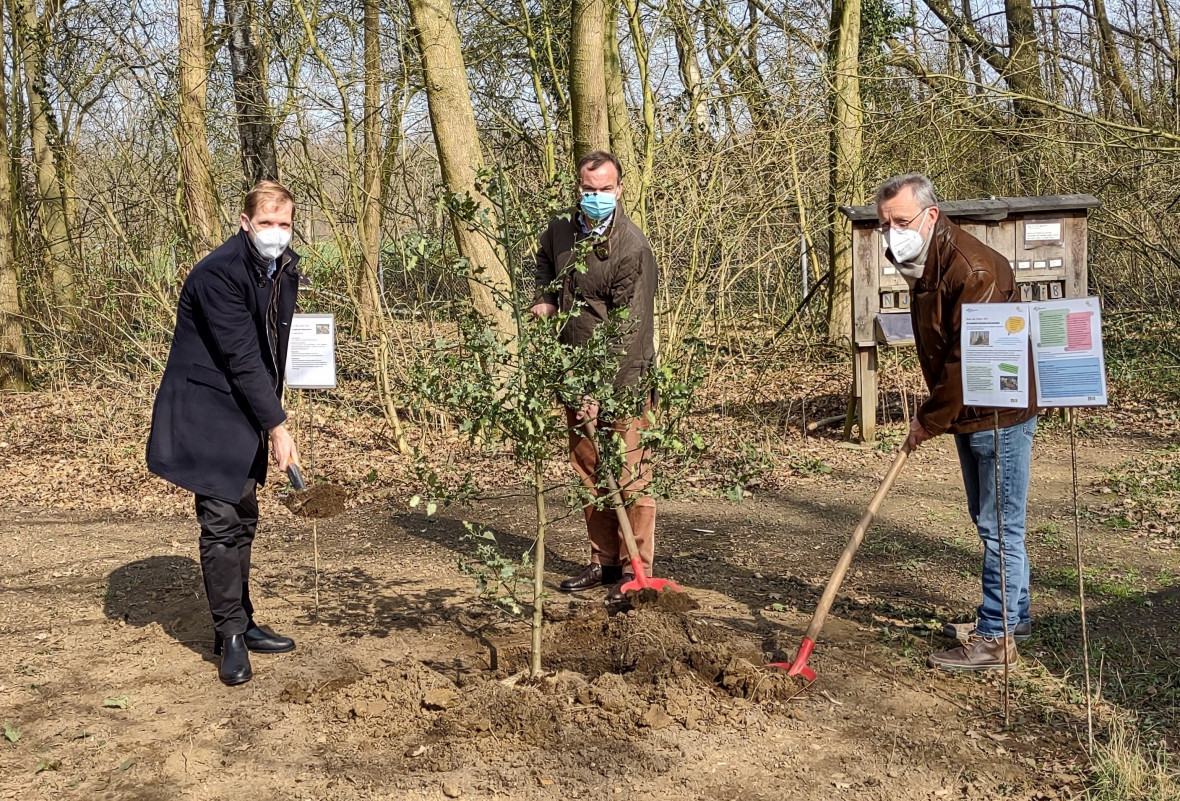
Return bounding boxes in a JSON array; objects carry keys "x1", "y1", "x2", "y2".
[
  {"x1": 530, "y1": 302, "x2": 557, "y2": 318},
  {"x1": 575, "y1": 395, "x2": 599, "y2": 424},
  {"x1": 906, "y1": 417, "x2": 935, "y2": 451},
  {"x1": 269, "y1": 423, "x2": 300, "y2": 472}
]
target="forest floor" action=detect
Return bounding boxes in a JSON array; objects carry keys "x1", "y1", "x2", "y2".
[{"x1": 2, "y1": 372, "x2": 1180, "y2": 800}]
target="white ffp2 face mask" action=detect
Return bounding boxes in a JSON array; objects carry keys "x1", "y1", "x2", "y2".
[
  {"x1": 884, "y1": 207, "x2": 930, "y2": 265},
  {"x1": 887, "y1": 209, "x2": 929, "y2": 266},
  {"x1": 249, "y1": 222, "x2": 292, "y2": 261}
]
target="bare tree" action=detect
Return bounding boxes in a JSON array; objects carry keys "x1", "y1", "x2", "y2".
[
  {"x1": 570, "y1": 0, "x2": 609, "y2": 158},
  {"x1": 407, "y1": 0, "x2": 514, "y2": 337},
  {"x1": 225, "y1": 0, "x2": 278, "y2": 185},
  {"x1": 358, "y1": 0, "x2": 383, "y2": 337},
  {"x1": 178, "y1": 0, "x2": 221, "y2": 259},
  {"x1": 825, "y1": 0, "x2": 863, "y2": 343},
  {"x1": 0, "y1": 0, "x2": 29, "y2": 389},
  {"x1": 16, "y1": 0, "x2": 74, "y2": 307}
]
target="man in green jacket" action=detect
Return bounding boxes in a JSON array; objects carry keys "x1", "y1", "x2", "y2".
[
  {"x1": 877, "y1": 173, "x2": 1038, "y2": 671},
  {"x1": 531, "y1": 150, "x2": 659, "y2": 603}
]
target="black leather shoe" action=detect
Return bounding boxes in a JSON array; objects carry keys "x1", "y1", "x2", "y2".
[
  {"x1": 218, "y1": 634, "x2": 253, "y2": 686},
  {"x1": 215, "y1": 624, "x2": 296, "y2": 655},
  {"x1": 243, "y1": 623, "x2": 295, "y2": 653},
  {"x1": 560, "y1": 563, "x2": 604, "y2": 593},
  {"x1": 605, "y1": 574, "x2": 635, "y2": 603}
]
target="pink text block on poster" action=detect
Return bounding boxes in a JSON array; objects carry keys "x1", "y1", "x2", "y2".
[{"x1": 1065, "y1": 311, "x2": 1093, "y2": 351}]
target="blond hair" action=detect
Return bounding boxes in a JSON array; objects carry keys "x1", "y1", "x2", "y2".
[{"x1": 243, "y1": 180, "x2": 295, "y2": 218}]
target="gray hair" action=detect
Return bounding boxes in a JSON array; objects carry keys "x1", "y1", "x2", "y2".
[{"x1": 876, "y1": 173, "x2": 938, "y2": 209}]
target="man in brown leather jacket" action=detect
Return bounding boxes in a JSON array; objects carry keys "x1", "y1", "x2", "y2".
[
  {"x1": 531, "y1": 150, "x2": 659, "y2": 602},
  {"x1": 877, "y1": 173, "x2": 1038, "y2": 671}
]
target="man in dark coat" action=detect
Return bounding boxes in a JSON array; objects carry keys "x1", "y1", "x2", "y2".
[
  {"x1": 877, "y1": 173, "x2": 1038, "y2": 672},
  {"x1": 531, "y1": 150, "x2": 660, "y2": 603},
  {"x1": 147, "y1": 181, "x2": 302, "y2": 685}
]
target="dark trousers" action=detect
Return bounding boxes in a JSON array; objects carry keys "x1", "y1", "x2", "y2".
[{"x1": 195, "y1": 479, "x2": 258, "y2": 637}]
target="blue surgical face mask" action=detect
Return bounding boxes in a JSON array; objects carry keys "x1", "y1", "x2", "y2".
[{"x1": 579, "y1": 191, "x2": 617, "y2": 222}]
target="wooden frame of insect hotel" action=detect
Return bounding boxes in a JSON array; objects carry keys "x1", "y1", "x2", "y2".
[{"x1": 839, "y1": 194, "x2": 1102, "y2": 442}]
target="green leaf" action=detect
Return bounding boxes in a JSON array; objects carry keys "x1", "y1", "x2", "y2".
[
  {"x1": 425, "y1": 502, "x2": 437, "y2": 517},
  {"x1": 3, "y1": 722, "x2": 20, "y2": 743},
  {"x1": 34, "y1": 758, "x2": 59, "y2": 774},
  {"x1": 409, "y1": 495, "x2": 421, "y2": 508},
  {"x1": 102, "y1": 696, "x2": 130, "y2": 710}
]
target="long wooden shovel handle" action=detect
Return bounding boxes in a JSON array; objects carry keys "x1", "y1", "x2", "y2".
[
  {"x1": 801, "y1": 442, "x2": 911, "y2": 642},
  {"x1": 582, "y1": 420, "x2": 644, "y2": 566}
]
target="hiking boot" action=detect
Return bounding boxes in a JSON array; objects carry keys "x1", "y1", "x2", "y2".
[
  {"x1": 927, "y1": 633, "x2": 1018, "y2": 672},
  {"x1": 942, "y1": 619, "x2": 1032, "y2": 643}
]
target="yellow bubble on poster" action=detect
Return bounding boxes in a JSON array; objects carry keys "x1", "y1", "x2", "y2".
[{"x1": 1005, "y1": 316, "x2": 1025, "y2": 334}]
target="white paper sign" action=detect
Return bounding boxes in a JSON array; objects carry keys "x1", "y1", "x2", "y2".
[
  {"x1": 1030, "y1": 297, "x2": 1107, "y2": 406},
  {"x1": 285, "y1": 313, "x2": 337, "y2": 389},
  {"x1": 961, "y1": 303, "x2": 1030, "y2": 409}
]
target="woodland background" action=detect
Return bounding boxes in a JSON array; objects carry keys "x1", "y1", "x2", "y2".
[{"x1": 0, "y1": 0, "x2": 1178, "y2": 399}]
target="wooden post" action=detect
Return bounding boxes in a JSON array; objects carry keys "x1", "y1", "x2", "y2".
[{"x1": 855, "y1": 345, "x2": 877, "y2": 442}]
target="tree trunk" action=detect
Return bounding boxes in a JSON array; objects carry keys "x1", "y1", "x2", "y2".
[
  {"x1": 16, "y1": 0, "x2": 74, "y2": 309},
  {"x1": 0, "y1": 0, "x2": 29, "y2": 389},
  {"x1": 225, "y1": 0, "x2": 278, "y2": 185},
  {"x1": 407, "y1": 0, "x2": 514, "y2": 338},
  {"x1": 569, "y1": 0, "x2": 609, "y2": 159},
  {"x1": 178, "y1": 0, "x2": 221, "y2": 259},
  {"x1": 603, "y1": 1, "x2": 639, "y2": 218},
  {"x1": 668, "y1": 0, "x2": 709, "y2": 136},
  {"x1": 1092, "y1": 0, "x2": 1151, "y2": 125},
  {"x1": 357, "y1": 0, "x2": 383, "y2": 338},
  {"x1": 825, "y1": 0, "x2": 863, "y2": 345},
  {"x1": 1003, "y1": 0, "x2": 1044, "y2": 122}
]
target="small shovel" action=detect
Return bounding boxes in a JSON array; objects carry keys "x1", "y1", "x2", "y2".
[
  {"x1": 583, "y1": 420, "x2": 681, "y2": 595},
  {"x1": 769, "y1": 442, "x2": 911, "y2": 680},
  {"x1": 283, "y1": 464, "x2": 348, "y2": 519}
]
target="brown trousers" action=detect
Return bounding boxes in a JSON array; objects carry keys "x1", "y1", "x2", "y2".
[{"x1": 566, "y1": 407, "x2": 656, "y2": 571}]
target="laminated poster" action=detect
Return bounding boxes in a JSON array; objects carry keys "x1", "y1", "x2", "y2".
[
  {"x1": 961, "y1": 303, "x2": 1030, "y2": 409},
  {"x1": 285, "y1": 313, "x2": 338, "y2": 389},
  {"x1": 1030, "y1": 297, "x2": 1107, "y2": 407}
]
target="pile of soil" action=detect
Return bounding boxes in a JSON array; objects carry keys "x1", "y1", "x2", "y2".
[{"x1": 289, "y1": 599, "x2": 808, "y2": 776}]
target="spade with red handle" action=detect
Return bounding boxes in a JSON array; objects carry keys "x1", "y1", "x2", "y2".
[
  {"x1": 769, "y1": 442, "x2": 911, "y2": 680},
  {"x1": 583, "y1": 419, "x2": 681, "y2": 595}
]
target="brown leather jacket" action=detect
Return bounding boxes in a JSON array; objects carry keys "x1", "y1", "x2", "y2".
[
  {"x1": 907, "y1": 218, "x2": 1038, "y2": 436},
  {"x1": 533, "y1": 209, "x2": 657, "y2": 390}
]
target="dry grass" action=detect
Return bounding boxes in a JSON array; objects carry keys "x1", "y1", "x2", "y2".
[{"x1": 1087, "y1": 717, "x2": 1180, "y2": 801}]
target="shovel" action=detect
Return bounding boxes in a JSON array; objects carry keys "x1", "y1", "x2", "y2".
[
  {"x1": 769, "y1": 442, "x2": 911, "y2": 680},
  {"x1": 583, "y1": 419, "x2": 681, "y2": 595},
  {"x1": 283, "y1": 464, "x2": 348, "y2": 519}
]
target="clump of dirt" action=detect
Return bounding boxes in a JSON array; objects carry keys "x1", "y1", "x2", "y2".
[
  {"x1": 624, "y1": 586, "x2": 700, "y2": 612},
  {"x1": 283, "y1": 482, "x2": 350, "y2": 518}
]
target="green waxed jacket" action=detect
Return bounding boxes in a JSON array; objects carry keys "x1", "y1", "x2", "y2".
[{"x1": 533, "y1": 208, "x2": 658, "y2": 391}]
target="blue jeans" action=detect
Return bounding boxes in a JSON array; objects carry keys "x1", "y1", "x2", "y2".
[{"x1": 954, "y1": 416, "x2": 1037, "y2": 638}]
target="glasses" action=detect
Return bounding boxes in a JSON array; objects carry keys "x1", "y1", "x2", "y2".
[{"x1": 875, "y1": 207, "x2": 929, "y2": 235}]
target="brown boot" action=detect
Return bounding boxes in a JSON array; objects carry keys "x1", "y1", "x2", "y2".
[{"x1": 927, "y1": 633, "x2": 1018, "y2": 672}]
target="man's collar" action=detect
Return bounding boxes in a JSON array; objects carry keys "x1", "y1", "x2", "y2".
[{"x1": 577, "y1": 208, "x2": 615, "y2": 235}]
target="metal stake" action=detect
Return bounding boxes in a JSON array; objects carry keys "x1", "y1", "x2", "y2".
[
  {"x1": 993, "y1": 410, "x2": 1011, "y2": 726},
  {"x1": 1070, "y1": 408, "x2": 1095, "y2": 753}
]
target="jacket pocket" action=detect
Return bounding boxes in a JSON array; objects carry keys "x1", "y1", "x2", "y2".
[{"x1": 187, "y1": 364, "x2": 231, "y2": 393}]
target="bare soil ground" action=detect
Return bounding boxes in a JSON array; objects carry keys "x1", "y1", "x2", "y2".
[{"x1": 2, "y1": 385, "x2": 1179, "y2": 800}]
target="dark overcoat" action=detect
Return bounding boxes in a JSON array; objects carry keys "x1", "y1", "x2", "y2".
[{"x1": 147, "y1": 230, "x2": 300, "y2": 502}]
